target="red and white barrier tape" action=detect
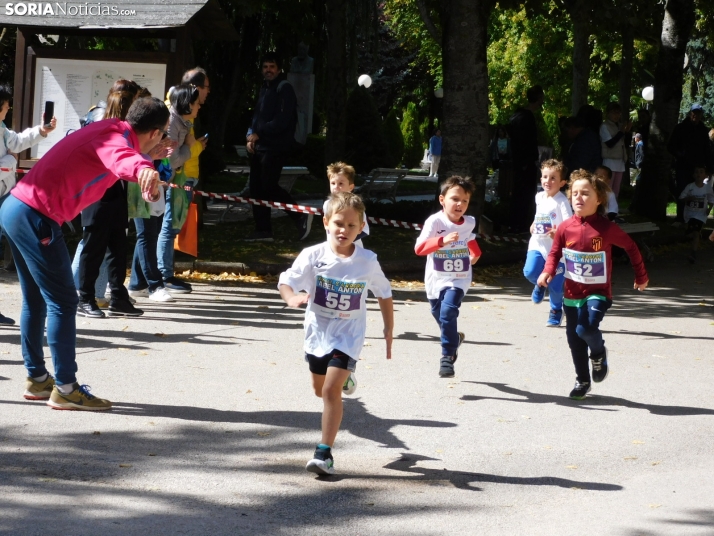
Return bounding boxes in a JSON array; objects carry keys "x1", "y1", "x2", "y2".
[
  {"x1": 2, "y1": 170, "x2": 528, "y2": 242},
  {"x1": 186, "y1": 187, "x2": 529, "y2": 242}
]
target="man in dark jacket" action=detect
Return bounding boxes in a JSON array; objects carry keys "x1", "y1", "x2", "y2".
[
  {"x1": 563, "y1": 116, "x2": 602, "y2": 174},
  {"x1": 507, "y1": 85, "x2": 543, "y2": 233},
  {"x1": 245, "y1": 52, "x2": 312, "y2": 242},
  {"x1": 667, "y1": 103, "x2": 712, "y2": 222}
]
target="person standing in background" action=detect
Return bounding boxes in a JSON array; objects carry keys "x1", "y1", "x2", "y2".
[
  {"x1": 599, "y1": 102, "x2": 631, "y2": 198},
  {"x1": 428, "y1": 129, "x2": 442, "y2": 179},
  {"x1": 508, "y1": 86, "x2": 544, "y2": 233}
]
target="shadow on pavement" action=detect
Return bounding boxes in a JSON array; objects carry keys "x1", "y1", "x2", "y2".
[
  {"x1": 461, "y1": 382, "x2": 714, "y2": 417},
  {"x1": 624, "y1": 509, "x2": 714, "y2": 535}
]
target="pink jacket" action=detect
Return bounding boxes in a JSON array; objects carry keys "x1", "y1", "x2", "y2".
[{"x1": 12, "y1": 119, "x2": 154, "y2": 224}]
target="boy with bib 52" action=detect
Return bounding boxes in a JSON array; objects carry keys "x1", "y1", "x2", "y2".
[
  {"x1": 537, "y1": 169, "x2": 648, "y2": 400},
  {"x1": 279, "y1": 192, "x2": 394, "y2": 475}
]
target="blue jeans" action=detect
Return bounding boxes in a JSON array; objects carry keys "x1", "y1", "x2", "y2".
[
  {"x1": 71, "y1": 238, "x2": 109, "y2": 300},
  {"x1": 130, "y1": 216, "x2": 164, "y2": 292},
  {"x1": 428, "y1": 287, "x2": 465, "y2": 357},
  {"x1": 564, "y1": 298, "x2": 612, "y2": 383},
  {"x1": 523, "y1": 250, "x2": 565, "y2": 310},
  {"x1": 157, "y1": 187, "x2": 179, "y2": 280},
  {"x1": 0, "y1": 195, "x2": 79, "y2": 385}
]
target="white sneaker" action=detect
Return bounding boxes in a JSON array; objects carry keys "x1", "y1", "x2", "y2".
[
  {"x1": 342, "y1": 372, "x2": 357, "y2": 395},
  {"x1": 128, "y1": 288, "x2": 150, "y2": 298},
  {"x1": 149, "y1": 287, "x2": 175, "y2": 302}
]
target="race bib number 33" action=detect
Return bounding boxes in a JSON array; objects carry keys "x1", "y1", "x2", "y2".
[
  {"x1": 533, "y1": 214, "x2": 553, "y2": 235},
  {"x1": 311, "y1": 275, "x2": 366, "y2": 319},
  {"x1": 563, "y1": 248, "x2": 607, "y2": 284}
]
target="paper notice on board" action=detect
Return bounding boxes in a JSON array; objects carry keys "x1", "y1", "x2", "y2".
[{"x1": 31, "y1": 58, "x2": 166, "y2": 158}]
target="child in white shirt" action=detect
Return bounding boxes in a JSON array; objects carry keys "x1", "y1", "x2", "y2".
[
  {"x1": 679, "y1": 166, "x2": 714, "y2": 263},
  {"x1": 415, "y1": 176, "x2": 481, "y2": 378},
  {"x1": 279, "y1": 192, "x2": 393, "y2": 475},
  {"x1": 523, "y1": 159, "x2": 573, "y2": 326},
  {"x1": 322, "y1": 161, "x2": 370, "y2": 247}
]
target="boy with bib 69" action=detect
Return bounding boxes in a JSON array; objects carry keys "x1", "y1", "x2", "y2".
[
  {"x1": 415, "y1": 176, "x2": 481, "y2": 378},
  {"x1": 279, "y1": 192, "x2": 394, "y2": 475},
  {"x1": 537, "y1": 170, "x2": 648, "y2": 400}
]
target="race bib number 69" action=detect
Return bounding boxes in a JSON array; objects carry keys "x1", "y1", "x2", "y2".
[
  {"x1": 433, "y1": 246, "x2": 470, "y2": 278},
  {"x1": 311, "y1": 275, "x2": 366, "y2": 319},
  {"x1": 563, "y1": 248, "x2": 607, "y2": 284}
]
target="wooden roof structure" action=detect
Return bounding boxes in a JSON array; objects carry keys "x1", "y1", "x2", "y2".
[
  {"x1": 0, "y1": 0, "x2": 238, "y2": 40},
  {"x1": 2, "y1": 0, "x2": 237, "y2": 166}
]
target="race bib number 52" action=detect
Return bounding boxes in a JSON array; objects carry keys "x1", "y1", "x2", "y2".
[
  {"x1": 311, "y1": 275, "x2": 366, "y2": 319},
  {"x1": 563, "y1": 248, "x2": 607, "y2": 284}
]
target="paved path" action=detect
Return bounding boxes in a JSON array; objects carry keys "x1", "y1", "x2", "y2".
[{"x1": 1, "y1": 246, "x2": 713, "y2": 535}]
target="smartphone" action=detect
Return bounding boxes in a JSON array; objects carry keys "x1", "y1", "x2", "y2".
[
  {"x1": 203, "y1": 133, "x2": 209, "y2": 139},
  {"x1": 43, "y1": 101, "x2": 54, "y2": 127}
]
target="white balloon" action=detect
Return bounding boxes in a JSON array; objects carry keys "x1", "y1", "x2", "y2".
[
  {"x1": 642, "y1": 86, "x2": 654, "y2": 102},
  {"x1": 358, "y1": 74, "x2": 372, "y2": 88},
  {"x1": 434, "y1": 88, "x2": 444, "y2": 99}
]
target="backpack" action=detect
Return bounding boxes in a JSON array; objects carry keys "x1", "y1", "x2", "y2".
[
  {"x1": 80, "y1": 101, "x2": 107, "y2": 128},
  {"x1": 277, "y1": 80, "x2": 308, "y2": 145}
]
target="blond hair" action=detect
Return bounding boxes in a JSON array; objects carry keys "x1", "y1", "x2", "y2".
[
  {"x1": 324, "y1": 191, "x2": 365, "y2": 223},
  {"x1": 326, "y1": 161, "x2": 356, "y2": 184},
  {"x1": 567, "y1": 169, "x2": 610, "y2": 217}
]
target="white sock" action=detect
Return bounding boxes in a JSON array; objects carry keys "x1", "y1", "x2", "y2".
[
  {"x1": 34, "y1": 373, "x2": 48, "y2": 383},
  {"x1": 57, "y1": 383, "x2": 75, "y2": 394}
]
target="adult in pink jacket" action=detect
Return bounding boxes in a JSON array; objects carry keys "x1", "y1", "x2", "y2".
[{"x1": 0, "y1": 97, "x2": 168, "y2": 411}]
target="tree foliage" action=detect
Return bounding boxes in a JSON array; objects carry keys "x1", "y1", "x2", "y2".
[{"x1": 401, "y1": 101, "x2": 424, "y2": 168}]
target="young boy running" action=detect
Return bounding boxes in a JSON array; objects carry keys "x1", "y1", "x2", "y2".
[
  {"x1": 279, "y1": 192, "x2": 393, "y2": 475},
  {"x1": 415, "y1": 176, "x2": 481, "y2": 378},
  {"x1": 523, "y1": 159, "x2": 572, "y2": 326},
  {"x1": 537, "y1": 169, "x2": 648, "y2": 400},
  {"x1": 323, "y1": 162, "x2": 370, "y2": 246},
  {"x1": 594, "y1": 165, "x2": 619, "y2": 221},
  {"x1": 679, "y1": 165, "x2": 714, "y2": 263}
]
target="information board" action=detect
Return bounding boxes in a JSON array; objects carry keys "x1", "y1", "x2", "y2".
[{"x1": 31, "y1": 57, "x2": 166, "y2": 157}]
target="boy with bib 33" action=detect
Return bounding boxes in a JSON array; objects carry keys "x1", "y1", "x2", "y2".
[
  {"x1": 279, "y1": 192, "x2": 394, "y2": 475},
  {"x1": 537, "y1": 169, "x2": 648, "y2": 400},
  {"x1": 415, "y1": 176, "x2": 481, "y2": 378},
  {"x1": 523, "y1": 159, "x2": 573, "y2": 326}
]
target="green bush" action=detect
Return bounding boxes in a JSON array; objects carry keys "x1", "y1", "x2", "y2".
[
  {"x1": 401, "y1": 102, "x2": 424, "y2": 168},
  {"x1": 345, "y1": 87, "x2": 391, "y2": 173},
  {"x1": 382, "y1": 109, "x2": 404, "y2": 168}
]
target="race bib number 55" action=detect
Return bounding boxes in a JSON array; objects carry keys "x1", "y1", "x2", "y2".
[
  {"x1": 311, "y1": 275, "x2": 366, "y2": 319},
  {"x1": 563, "y1": 248, "x2": 607, "y2": 284},
  {"x1": 433, "y1": 246, "x2": 469, "y2": 278}
]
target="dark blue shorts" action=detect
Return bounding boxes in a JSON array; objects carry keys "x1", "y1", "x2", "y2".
[{"x1": 305, "y1": 349, "x2": 357, "y2": 375}]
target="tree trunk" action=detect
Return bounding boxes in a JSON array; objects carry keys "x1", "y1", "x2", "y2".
[
  {"x1": 635, "y1": 0, "x2": 694, "y2": 220},
  {"x1": 618, "y1": 24, "x2": 634, "y2": 115},
  {"x1": 441, "y1": 0, "x2": 490, "y2": 219},
  {"x1": 570, "y1": 4, "x2": 591, "y2": 115},
  {"x1": 325, "y1": 0, "x2": 347, "y2": 166}
]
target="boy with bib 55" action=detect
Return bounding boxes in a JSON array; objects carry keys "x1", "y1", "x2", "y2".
[
  {"x1": 537, "y1": 170, "x2": 648, "y2": 400},
  {"x1": 415, "y1": 176, "x2": 481, "y2": 378},
  {"x1": 279, "y1": 192, "x2": 394, "y2": 475}
]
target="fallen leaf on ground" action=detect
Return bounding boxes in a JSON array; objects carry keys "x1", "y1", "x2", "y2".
[
  {"x1": 154, "y1": 333, "x2": 168, "y2": 338},
  {"x1": 566, "y1": 465, "x2": 578, "y2": 470}
]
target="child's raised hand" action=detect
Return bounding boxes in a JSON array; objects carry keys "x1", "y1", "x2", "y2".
[
  {"x1": 443, "y1": 231, "x2": 459, "y2": 245},
  {"x1": 383, "y1": 328, "x2": 393, "y2": 360},
  {"x1": 547, "y1": 224, "x2": 557, "y2": 239},
  {"x1": 286, "y1": 294, "x2": 310, "y2": 308},
  {"x1": 537, "y1": 272, "x2": 551, "y2": 287},
  {"x1": 634, "y1": 280, "x2": 648, "y2": 292}
]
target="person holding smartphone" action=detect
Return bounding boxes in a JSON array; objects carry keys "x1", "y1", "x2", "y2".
[{"x1": 0, "y1": 83, "x2": 56, "y2": 324}]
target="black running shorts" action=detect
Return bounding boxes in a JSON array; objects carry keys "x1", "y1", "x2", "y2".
[{"x1": 305, "y1": 349, "x2": 357, "y2": 375}]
